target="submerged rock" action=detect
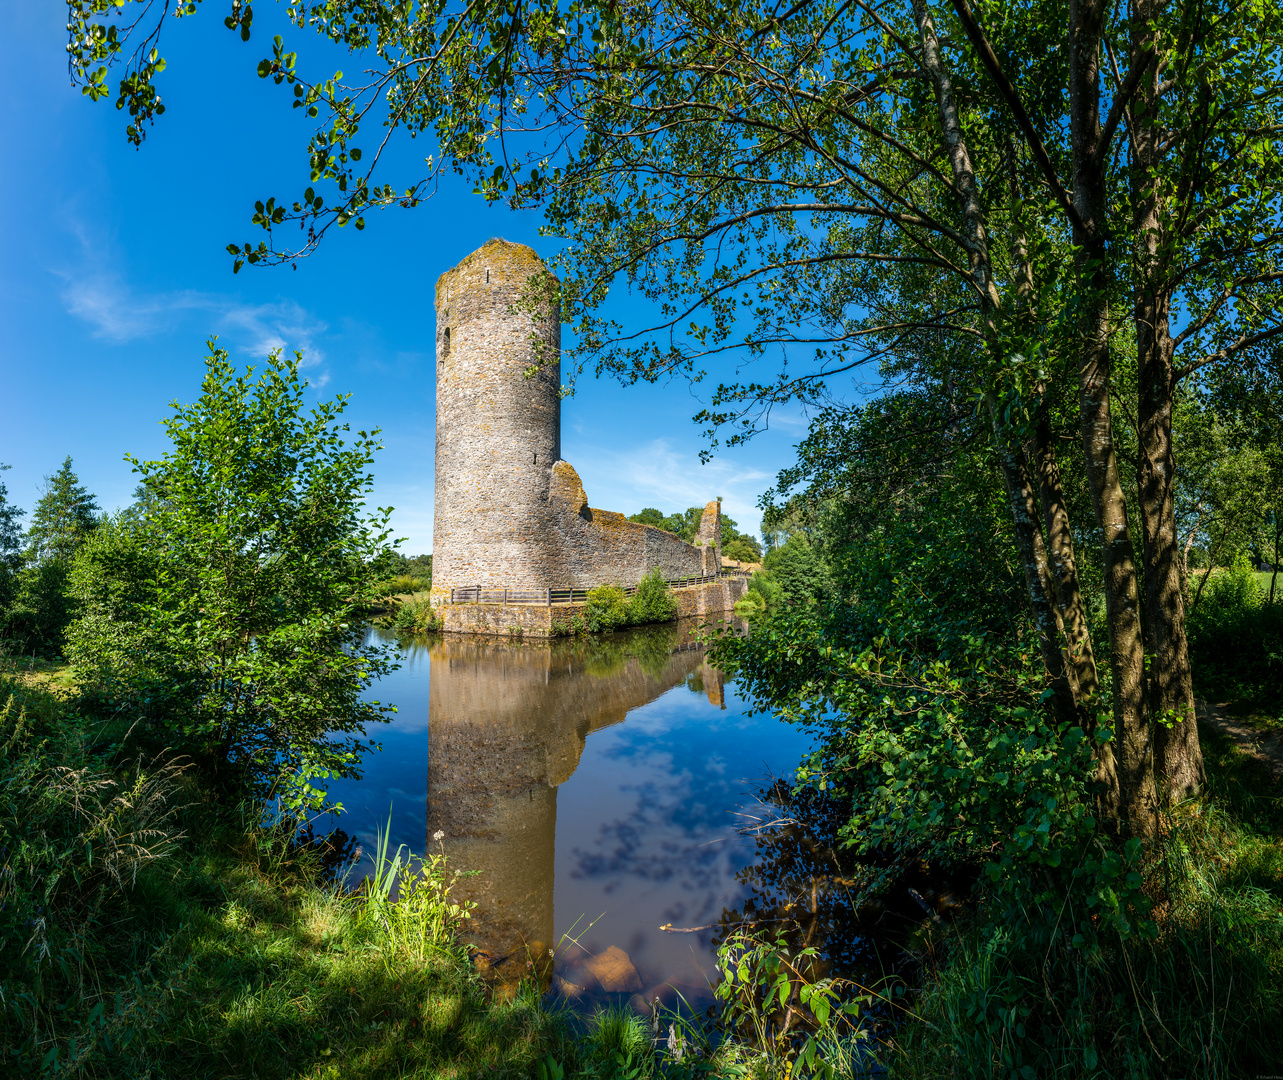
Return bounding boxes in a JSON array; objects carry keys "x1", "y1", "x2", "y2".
[{"x1": 583, "y1": 945, "x2": 643, "y2": 993}]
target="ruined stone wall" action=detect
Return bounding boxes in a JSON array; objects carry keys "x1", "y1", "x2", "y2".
[
  {"x1": 545, "y1": 464, "x2": 716, "y2": 588},
  {"x1": 432, "y1": 239, "x2": 723, "y2": 599},
  {"x1": 433, "y1": 239, "x2": 563, "y2": 594}
]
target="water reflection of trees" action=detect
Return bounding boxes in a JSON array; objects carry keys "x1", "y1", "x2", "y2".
[{"x1": 713, "y1": 782, "x2": 973, "y2": 1034}]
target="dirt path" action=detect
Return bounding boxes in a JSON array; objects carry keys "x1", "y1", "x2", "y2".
[{"x1": 1196, "y1": 699, "x2": 1283, "y2": 780}]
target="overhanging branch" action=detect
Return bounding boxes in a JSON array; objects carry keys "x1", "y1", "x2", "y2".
[{"x1": 947, "y1": 0, "x2": 1085, "y2": 233}]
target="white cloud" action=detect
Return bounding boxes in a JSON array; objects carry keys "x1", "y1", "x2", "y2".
[
  {"x1": 58, "y1": 268, "x2": 331, "y2": 376},
  {"x1": 571, "y1": 439, "x2": 772, "y2": 539}
]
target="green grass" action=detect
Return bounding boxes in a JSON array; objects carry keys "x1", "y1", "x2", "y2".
[
  {"x1": 0, "y1": 669, "x2": 571, "y2": 1079},
  {"x1": 884, "y1": 715, "x2": 1283, "y2": 1080}
]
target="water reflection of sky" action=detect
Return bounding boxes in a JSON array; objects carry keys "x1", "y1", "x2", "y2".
[
  {"x1": 323, "y1": 628, "x2": 813, "y2": 1003},
  {"x1": 558, "y1": 679, "x2": 811, "y2": 998},
  {"x1": 323, "y1": 636, "x2": 435, "y2": 857}
]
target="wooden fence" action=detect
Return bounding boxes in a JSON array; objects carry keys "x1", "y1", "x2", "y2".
[{"x1": 448, "y1": 571, "x2": 734, "y2": 606}]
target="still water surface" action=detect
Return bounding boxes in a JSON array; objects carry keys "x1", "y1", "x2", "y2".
[{"x1": 324, "y1": 618, "x2": 813, "y2": 1006}]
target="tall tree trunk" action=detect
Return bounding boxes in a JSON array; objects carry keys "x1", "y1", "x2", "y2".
[
  {"x1": 1028, "y1": 410, "x2": 1120, "y2": 813},
  {"x1": 1069, "y1": 0, "x2": 1154, "y2": 834},
  {"x1": 1005, "y1": 147, "x2": 1117, "y2": 799},
  {"x1": 912, "y1": 0, "x2": 1079, "y2": 727},
  {"x1": 1130, "y1": 0, "x2": 1205, "y2": 803}
]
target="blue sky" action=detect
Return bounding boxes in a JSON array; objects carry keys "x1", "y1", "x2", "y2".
[{"x1": 0, "y1": 3, "x2": 816, "y2": 550}]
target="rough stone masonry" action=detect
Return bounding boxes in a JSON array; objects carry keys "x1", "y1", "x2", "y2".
[{"x1": 430, "y1": 238, "x2": 743, "y2": 631}]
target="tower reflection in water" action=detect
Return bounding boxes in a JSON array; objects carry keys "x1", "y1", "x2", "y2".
[{"x1": 424, "y1": 622, "x2": 725, "y2": 994}]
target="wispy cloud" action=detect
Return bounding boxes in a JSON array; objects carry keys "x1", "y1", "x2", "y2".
[
  {"x1": 59, "y1": 269, "x2": 330, "y2": 379},
  {"x1": 573, "y1": 439, "x2": 772, "y2": 538},
  {"x1": 61, "y1": 272, "x2": 208, "y2": 342}
]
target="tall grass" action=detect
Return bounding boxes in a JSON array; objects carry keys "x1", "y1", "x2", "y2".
[
  {"x1": 887, "y1": 728, "x2": 1283, "y2": 1080},
  {"x1": 0, "y1": 667, "x2": 568, "y2": 1079}
]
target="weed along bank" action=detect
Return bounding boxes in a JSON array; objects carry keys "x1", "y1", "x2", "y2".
[{"x1": 430, "y1": 239, "x2": 745, "y2": 636}]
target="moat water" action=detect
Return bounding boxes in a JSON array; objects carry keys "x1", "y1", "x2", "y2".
[{"x1": 323, "y1": 618, "x2": 826, "y2": 1008}]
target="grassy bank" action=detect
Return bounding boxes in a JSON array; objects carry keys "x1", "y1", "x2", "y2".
[
  {"x1": 884, "y1": 726, "x2": 1283, "y2": 1078},
  {"x1": 0, "y1": 665, "x2": 570, "y2": 1079}
]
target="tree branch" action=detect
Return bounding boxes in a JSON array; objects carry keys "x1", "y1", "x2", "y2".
[
  {"x1": 947, "y1": 0, "x2": 1085, "y2": 233},
  {"x1": 1094, "y1": 45, "x2": 1155, "y2": 168},
  {"x1": 1176, "y1": 321, "x2": 1283, "y2": 381}
]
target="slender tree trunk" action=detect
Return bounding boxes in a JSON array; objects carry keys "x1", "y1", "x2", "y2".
[
  {"x1": 1004, "y1": 148, "x2": 1117, "y2": 798},
  {"x1": 1271, "y1": 514, "x2": 1281, "y2": 604},
  {"x1": 1134, "y1": 302, "x2": 1205, "y2": 798},
  {"x1": 912, "y1": 0, "x2": 1079, "y2": 729},
  {"x1": 1005, "y1": 144, "x2": 1105, "y2": 708},
  {"x1": 1131, "y1": 1, "x2": 1205, "y2": 802},
  {"x1": 1069, "y1": 0, "x2": 1154, "y2": 834}
]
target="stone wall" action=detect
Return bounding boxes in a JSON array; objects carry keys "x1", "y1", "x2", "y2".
[
  {"x1": 544, "y1": 463, "x2": 715, "y2": 588},
  {"x1": 438, "y1": 577, "x2": 746, "y2": 638},
  {"x1": 432, "y1": 239, "x2": 724, "y2": 604}
]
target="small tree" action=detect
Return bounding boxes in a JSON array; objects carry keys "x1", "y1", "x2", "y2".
[
  {"x1": 68, "y1": 344, "x2": 397, "y2": 810},
  {"x1": 0, "y1": 466, "x2": 24, "y2": 620},
  {"x1": 24, "y1": 457, "x2": 99, "y2": 565}
]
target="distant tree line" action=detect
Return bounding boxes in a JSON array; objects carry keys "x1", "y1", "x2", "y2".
[
  {"x1": 626, "y1": 504, "x2": 763, "y2": 563},
  {"x1": 0, "y1": 457, "x2": 101, "y2": 656}
]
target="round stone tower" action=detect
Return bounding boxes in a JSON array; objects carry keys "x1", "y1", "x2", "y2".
[{"x1": 432, "y1": 239, "x2": 562, "y2": 597}]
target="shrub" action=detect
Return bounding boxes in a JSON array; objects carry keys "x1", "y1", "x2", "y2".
[
  {"x1": 382, "y1": 573, "x2": 424, "y2": 595},
  {"x1": 747, "y1": 570, "x2": 783, "y2": 606},
  {"x1": 625, "y1": 568, "x2": 678, "y2": 624},
  {"x1": 762, "y1": 537, "x2": 834, "y2": 605},
  {"x1": 1188, "y1": 554, "x2": 1282, "y2": 702},
  {"x1": 0, "y1": 558, "x2": 74, "y2": 657},
  {"x1": 390, "y1": 592, "x2": 444, "y2": 633},
  {"x1": 585, "y1": 585, "x2": 629, "y2": 632}
]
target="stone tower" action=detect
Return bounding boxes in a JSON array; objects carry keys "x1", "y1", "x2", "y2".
[{"x1": 432, "y1": 239, "x2": 562, "y2": 594}]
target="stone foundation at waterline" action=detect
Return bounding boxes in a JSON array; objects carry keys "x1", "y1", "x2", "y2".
[
  {"x1": 438, "y1": 577, "x2": 748, "y2": 639},
  {"x1": 430, "y1": 238, "x2": 738, "y2": 634}
]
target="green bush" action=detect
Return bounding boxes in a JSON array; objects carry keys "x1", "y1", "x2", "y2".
[
  {"x1": 625, "y1": 568, "x2": 678, "y2": 624},
  {"x1": 1188, "y1": 554, "x2": 1282, "y2": 704},
  {"x1": 390, "y1": 592, "x2": 444, "y2": 633},
  {"x1": 748, "y1": 570, "x2": 782, "y2": 606},
  {"x1": 762, "y1": 537, "x2": 833, "y2": 605},
  {"x1": 585, "y1": 585, "x2": 629, "y2": 632},
  {"x1": 582, "y1": 571, "x2": 677, "y2": 633},
  {"x1": 0, "y1": 559, "x2": 74, "y2": 657},
  {"x1": 381, "y1": 574, "x2": 425, "y2": 595}
]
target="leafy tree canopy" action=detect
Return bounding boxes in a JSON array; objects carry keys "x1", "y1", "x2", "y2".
[
  {"x1": 68, "y1": 344, "x2": 397, "y2": 811},
  {"x1": 25, "y1": 456, "x2": 99, "y2": 565}
]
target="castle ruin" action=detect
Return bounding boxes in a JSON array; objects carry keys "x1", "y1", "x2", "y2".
[{"x1": 431, "y1": 239, "x2": 744, "y2": 635}]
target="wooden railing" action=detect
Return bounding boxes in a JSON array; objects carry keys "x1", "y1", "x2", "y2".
[{"x1": 448, "y1": 572, "x2": 728, "y2": 605}]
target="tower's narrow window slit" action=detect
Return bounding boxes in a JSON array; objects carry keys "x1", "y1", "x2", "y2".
[{"x1": 443, "y1": 327, "x2": 451, "y2": 357}]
